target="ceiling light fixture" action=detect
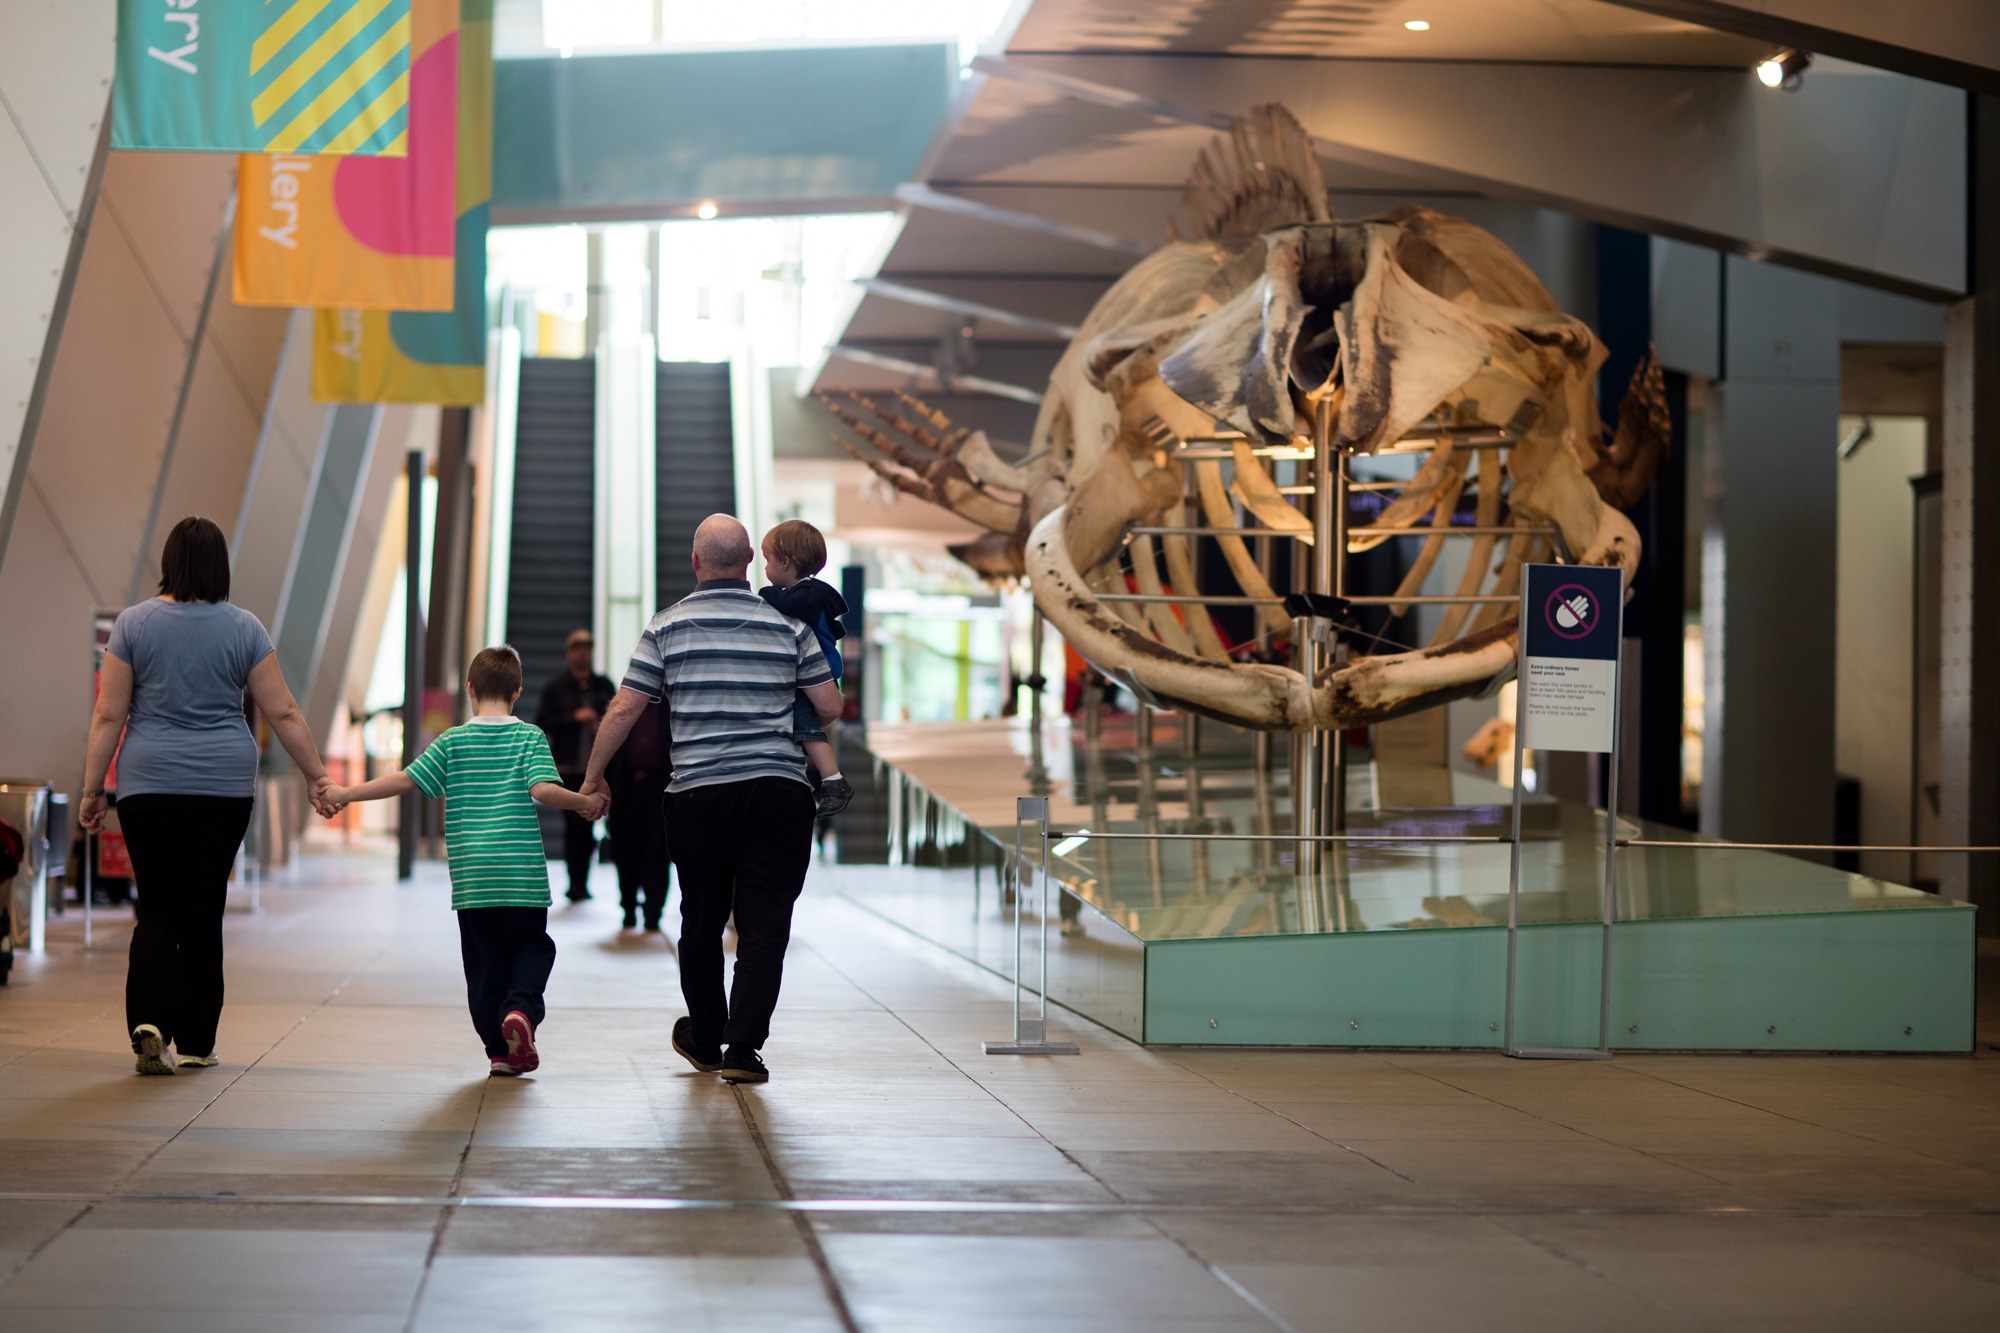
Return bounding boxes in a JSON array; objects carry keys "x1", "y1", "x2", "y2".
[
  {"x1": 1404, "y1": 19, "x2": 1431, "y2": 31},
  {"x1": 695, "y1": 200, "x2": 719, "y2": 220},
  {"x1": 1756, "y1": 47, "x2": 1811, "y2": 90}
]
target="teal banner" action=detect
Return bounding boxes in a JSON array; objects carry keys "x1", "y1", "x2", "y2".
[{"x1": 114, "y1": 0, "x2": 413, "y2": 155}]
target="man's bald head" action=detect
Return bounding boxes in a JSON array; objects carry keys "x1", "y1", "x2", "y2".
[{"x1": 691, "y1": 514, "x2": 753, "y2": 580}]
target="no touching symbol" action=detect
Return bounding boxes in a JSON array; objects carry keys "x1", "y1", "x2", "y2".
[{"x1": 1544, "y1": 584, "x2": 1599, "y2": 639}]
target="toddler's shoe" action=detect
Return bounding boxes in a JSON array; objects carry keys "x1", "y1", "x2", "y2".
[
  {"x1": 499, "y1": 1011, "x2": 540, "y2": 1074},
  {"x1": 815, "y1": 776, "x2": 854, "y2": 817}
]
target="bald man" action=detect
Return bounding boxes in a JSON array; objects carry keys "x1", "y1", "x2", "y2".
[{"x1": 582, "y1": 515, "x2": 842, "y2": 1085}]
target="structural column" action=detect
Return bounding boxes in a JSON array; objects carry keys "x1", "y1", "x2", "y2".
[
  {"x1": 1700, "y1": 256, "x2": 1840, "y2": 848},
  {"x1": 1938, "y1": 93, "x2": 2000, "y2": 932}
]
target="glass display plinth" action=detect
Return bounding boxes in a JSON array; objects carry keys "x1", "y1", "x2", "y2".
[{"x1": 844, "y1": 718, "x2": 1974, "y2": 1053}]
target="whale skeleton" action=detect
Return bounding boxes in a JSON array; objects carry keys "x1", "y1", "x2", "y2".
[{"x1": 823, "y1": 105, "x2": 1668, "y2": 733}]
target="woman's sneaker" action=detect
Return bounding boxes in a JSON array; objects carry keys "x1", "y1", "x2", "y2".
[
  {"x1": 132, "y1": 1025, "x2": 173, "y2": 1076},
  {"x1": 499, "y1": 1011, "x2": 539, "y2": 1074},
  {"x1": 489, "y1": 1058, "x2": 518, "y2": 1077},
  {"x1": 176, "y1": 1053, "x2": 219, "y2": 1069}
]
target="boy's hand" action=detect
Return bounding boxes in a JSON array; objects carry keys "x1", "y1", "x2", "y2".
[
  {"x1": 314, "y1": 785, "x2": 348, "y2": 818},
  {"x1": 583, "y1": 795, "x2": 610, "y2": 821}
]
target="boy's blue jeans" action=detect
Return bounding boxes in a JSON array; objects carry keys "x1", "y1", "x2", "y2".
[{"x1": 793, "y1": 692, "x2": 827, "y2": 743}]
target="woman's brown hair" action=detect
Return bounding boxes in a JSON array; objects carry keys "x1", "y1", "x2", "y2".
[{"x1": 159, "y1": 516, "x2": 231, "y2": 603}]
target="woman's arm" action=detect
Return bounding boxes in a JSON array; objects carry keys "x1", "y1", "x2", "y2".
[
  {"x1": 78, "y1": 653, "x2": 134, "y2": 832},
  {"x1": 246, "y1": 652, "x2": 334, "y2": 810},
  {"x1": 326, "y1": 771, "x2": 417, "y2": 807},
  {"x1": 532, "y1": 781, "x2": 606, "y2": 818}
]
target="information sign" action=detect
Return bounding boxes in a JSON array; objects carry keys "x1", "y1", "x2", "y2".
[{"x1": 1518, "y1": 564, "x2": 1625, "y2": 755}]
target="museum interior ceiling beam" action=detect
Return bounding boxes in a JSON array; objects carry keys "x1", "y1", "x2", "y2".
[
  {"x1": 975, "y1": 52, "x2": 1967, "y2": 299},
  {"x1": 1606, "y1": 1, "x2": 2000, "y2": 96},
  {"x1": 827, "y1": 344, "x2": 1047, "y2": 406},
  {"x1": 894, "y1": 183, "x2": 1153, "y2": 259},
  {"x1": 859, "y1": 278, "x2": 1082, "y2": 340}
]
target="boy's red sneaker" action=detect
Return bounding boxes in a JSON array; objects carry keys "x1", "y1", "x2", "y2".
[{"x1": 499, "y1": 1011, "x2": 539, "y2": 1074}]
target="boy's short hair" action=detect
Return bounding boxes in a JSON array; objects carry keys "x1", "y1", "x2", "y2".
[
  {"x1": 765, "y1": 519, "x2": 828, "y2": 576},
  {"x1": 467, "y1": 645, "x2": 523, "y2": 701}
]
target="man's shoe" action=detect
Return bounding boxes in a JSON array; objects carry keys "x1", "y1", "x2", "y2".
[
  {"x1": 718, "y1": 1048, "x2": 768, "y2": 1084},
  {"x1": 815, "y1": 776, "x2": 854, "y2": 818},
  {"x1": 671, "y1": 1017, "x2": 721, "y2": 1073},
  {"x1": 175, "y1": 1052, "x2": 219, "y2": 1069},
  {"x1": 132, "y1": 1025, "x2": 173, "y2": 1076},
  {"x1": 499, "y1": 1011, "x2": 540, "y2": 1074}
]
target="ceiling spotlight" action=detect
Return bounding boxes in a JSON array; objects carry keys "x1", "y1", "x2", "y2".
[
  {"x1": 695, "y1": 200, "x2": 719, "y2": 220},
  {"x1": 1756, "y1": 48, "x2": 1811, "y2": 90},
  {"x1": 1404, "y1": 19, "x2": 1431, "y2": 31}
]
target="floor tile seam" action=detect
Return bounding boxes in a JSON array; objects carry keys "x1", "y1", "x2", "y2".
[
  {"x1": 118, "y1": 938, "x2": 403, "y2": 1193},
  {"x1": 730, "y1": 1084, "x2": 865, "y2": 1333},
  {"x1": 787, "y1": 921, "x2": 1055, "y2": 1135},
  {"x1": 1613, "y1": 1063, "x2": 1984, "y2": 1165},
  {"x1": 0, "y1": 999, "x2": 131, "y2": 1072},
  {"x1": 1160, "y1": 1058, "x2": 1444, "y2": 1191},
  {"x1": 398, "y1": 1072, "x2": 491, "y2": 1333},
  {"x1": 0, "y1": 1199, "x2": 95, "y2": 1300},
  {"x1": 1482, "y1": 1211, "x2": 1715, "y2": 1329},
  {"x1": 790, "y1": 907, "x2": 1165, "y2": 1219},
  {"x1": 7, "y1": 1191, "x2": 2000, "y2": 1222},
  {"x1": 1151, "y1": 1229, "x2": 1302, "y2": 1333}
]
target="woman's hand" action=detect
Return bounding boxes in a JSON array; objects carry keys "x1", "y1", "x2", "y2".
[
  {"x1": 309, "y1": 775, "x2": 343, "y2": 818},
  {"x1": 79, "y1": 792, "x2": 108, "y2": 833}
]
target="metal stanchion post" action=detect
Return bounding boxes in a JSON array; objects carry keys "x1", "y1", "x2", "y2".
[
  {"x1": 82, "y1": 830, "x2": 94, "y2": 947},
  {"x1": 984, "y1": 796, "x2": 1079, "y2": 1056}
]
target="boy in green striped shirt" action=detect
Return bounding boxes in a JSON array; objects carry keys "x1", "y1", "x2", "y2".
[{"x1": 322, "y1": 646, "x2": 605, "y2": 1076}]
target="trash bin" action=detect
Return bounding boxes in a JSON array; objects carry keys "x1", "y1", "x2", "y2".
[{"x1": 0, "y1": 779, "x2": 53, "y2": 972}]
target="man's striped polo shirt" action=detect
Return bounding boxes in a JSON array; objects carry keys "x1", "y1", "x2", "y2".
[
  {"x1": 405, "y1": 716, "x2": 563, "y2": 910},
  {"x1": 621, "y1": 580, "x2": 832, "y2": 794}
]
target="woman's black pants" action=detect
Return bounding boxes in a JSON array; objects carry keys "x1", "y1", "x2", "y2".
[{"x1": 117, "y1": 794, "x2": 254, "y2": 1057}]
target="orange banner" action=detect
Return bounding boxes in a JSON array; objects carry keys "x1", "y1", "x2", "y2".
[{"x1": 233, "y1": 0, "x2": 457, "y2": 311}]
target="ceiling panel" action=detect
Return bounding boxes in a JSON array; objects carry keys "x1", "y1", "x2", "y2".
[{"x1": 1008, "y1": 0, "x2": 1770, "y2": 65}]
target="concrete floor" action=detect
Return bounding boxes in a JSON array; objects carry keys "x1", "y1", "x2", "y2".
[{"x1": 1, "y1": 849, "x2": 1997, "y2": 1332}]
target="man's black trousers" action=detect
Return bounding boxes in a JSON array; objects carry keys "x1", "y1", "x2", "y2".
[
  {"x1": 457, "y1": 907, "x2": 556, "y2": 1058},
  {"x1": 666, "y1": 777, "x2": 814, "y2": 1052},
  {"x1": 558, "y1": 774, "x2": 595, "y2": 899},
  {"x1": 608, "y1": 774, "x2": 669, "y2": 929},
  {"x1": 119, "y1": 794, "x2": 254, "y2": 1057}
]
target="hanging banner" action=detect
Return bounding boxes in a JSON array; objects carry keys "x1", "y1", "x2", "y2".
[
  {"x1": 234, "y1": 0, "x2": 458, "y2": 310},
  {"x1": 313, "y1": 0, "x2": 490, "y2": 405},
  {"x1": 1518, "y1": 563, "x2": 1626, "y2": 755},
  {"x1": 114, "y1": 0, "x2": 414, "y2": 155}
]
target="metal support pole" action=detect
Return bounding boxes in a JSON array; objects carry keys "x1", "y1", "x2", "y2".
[
  {"x1": 1503, "y1": 661, "x2": 1528, "y2": 1056},
  {"x1": 1028, "y1": 603, "x2": 1045, "y2": 732},
  {"x1": 82, "y1": 830, "x2": 94, "y2": 948},
  {"x1": 1599, "y1": 706, "x2": 1620, "y2": 1057},
  {"x1": 1136, "y1": 700, "x2": 1153, "y2": 761},
  {"x1": 398, "y1": 448, "x2": 424, "y2": 882},
  {"x1": 984, "y1": 796, "x2": 1079, "y2": 1056}
]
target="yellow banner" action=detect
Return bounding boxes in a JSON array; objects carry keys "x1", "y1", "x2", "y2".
[{"x1": 234, "y1": 0, "x2": 457, "y2": 310}]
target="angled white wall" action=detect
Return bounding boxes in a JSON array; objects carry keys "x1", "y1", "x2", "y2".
[
  {"x1": 0, "y1": 0, "x2": 115, "y2": 565},
  {"x1": 0, "y1": 149, "x2": 289, "y2": 806}
]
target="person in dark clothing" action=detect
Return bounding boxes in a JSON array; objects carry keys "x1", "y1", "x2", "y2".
[
  {"x1": 757, "y1": 519, "x2": 853, "y2": 817},
  {"x1": 534, "y1": 629, "x2": 617, "y2": 902},
  {"x1": 605, "y1": 700, "x2": 670, "y2": 933}
]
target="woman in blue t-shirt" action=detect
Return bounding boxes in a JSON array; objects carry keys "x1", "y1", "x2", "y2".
[{"x1": 78, "y1": 517, "x2": 336, "y2": 1076}]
